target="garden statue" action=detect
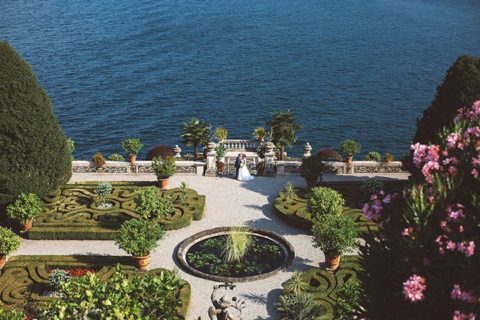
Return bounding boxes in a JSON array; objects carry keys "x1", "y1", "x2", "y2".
[{"x1": 208, "y1": 285, "x2": 242, "y2": 320}]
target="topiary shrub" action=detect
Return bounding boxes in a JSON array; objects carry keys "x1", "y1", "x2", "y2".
[
  {"x1": 364, "y1": 151, "x2": 381, "y2": 161},
  {"x1": 0, "y1": 226, "x2": 21, "y2": 256},
  {"x1": 6, "y1": 192, "x2": 43, "y2": 224},
  {"x1": 115, "y1": 219, "x2": 165, "y2": 257},
  {"x1": 300, "y1": 155, "x2": 325, "y2": 186},
  {"x1": 95, "y1": 182, "x2": 112, "y2": 207},
  {"x1": 316, "y1": 149, "x2": 342, "y2": 162},
  {"x1": 307, "y1": 187, "x2": 345, "y2": 219},
  {"x1": 0, "y1": 41, "x2": 71, "y2": 206},
  {"x1": 146, "y1": 145, "x2": 175, "y2": 160},
  {"x1": 339, "y1": 139, "x2": 361, "y2": 157},
  {"x1": 312, "y1": 214, "x2": 358, "y2": 257},
  {"x1": 135, "y1": 187, "x2": 174, "y2": 219},
  {"x1": 48, "y1": 269, "x2": 71, "y2": 290},
  {"x1": 360, "y1": 178, "x2": 384, "y2": 197},
  {"x1": 121, "y1": 138, "x2": 144, "y2": 156}
]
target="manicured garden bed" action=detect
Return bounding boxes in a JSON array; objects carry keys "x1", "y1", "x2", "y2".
[
  {"x1": 0, "y1": 255, "x2": 191, "y2": 317},
  {"x1": 28, "y1": 182, "x2": 206, "y2": 240}
]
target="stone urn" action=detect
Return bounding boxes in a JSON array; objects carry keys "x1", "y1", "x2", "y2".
[
  {"x1": 133, "y1": 253, "x2": 151, "y2": 271},
  {"x1": 20, "y1": 219, "x2": 33, "y2": 233}
]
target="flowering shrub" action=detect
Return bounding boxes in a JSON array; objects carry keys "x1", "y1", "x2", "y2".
[{"x1": 360, "y1": 101, "x2": 480, "y2": 319}]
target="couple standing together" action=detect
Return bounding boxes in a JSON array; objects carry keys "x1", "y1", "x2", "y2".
[{"x1": 234, "y1": 153, "x2": 254, "y2": 181}]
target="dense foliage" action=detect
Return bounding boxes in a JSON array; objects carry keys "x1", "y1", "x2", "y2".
[
  {"x1": 135, "y1": 187, "x2": 174, "y2": 219},
  {"x1": 214, "y1": 127, "x2": 228, "y2": 141},
  {"x1": 316, "y1": 149, "x2": 342, "y2": 161},
  {"x1": 181, "y1": 117, "x2": 210, "y2": 160},
  {"x1": 48, "y1": 269, "x2": 71, "y2": 290},
  {"x1": 95, "y1": 182, "x2": 112, "y2": 205},
  {"x1": 300, "y1": 155, "x2": 325, "y2": 182},
  {"x1": 267, "y1": 109, "x2": 303, "y2": 160},
  {"x1": 275, "y1": 290, "x2": 323, "y2": 320},
  {"x1": 152, "y1": 156, "x2": 176, "y2": 179},
  {"x1": 0, "y1": 307, "x2": 25, "y2": 320},
  {"x1": 107, "y1": 153, "x2": 125, "y2": 161},
  {"x1": 6, "y1": 192, "x2": 43, "y2": 223},
  {"x1": 364, "y1": 150, "x2": 381, "y2": 161},
  {"x1": 414, "y1": 55, "x2": 480, "y2": 145},
  {"x1": 252, "y1": 127, "x2": 268, "y2": 141},
  {"x1": 40, "y1": 267, "x2": 187, "y2": 320},
  {"x1": 91, "y1": 152, "x2": 106, "y2": 168},
  {"x1": 0, "y1": 41, "x2": 71, "y2": 205},
  {"x1": 115, "y1": 219, "x2": 165, "y2": 256},
  {"x1": 0, "y1": 226, "x2": 21, "y2": 255},
  {"x1": 360, "y1": 178, "x2": 384, "y2": 197},
  {"x1": 307, "y1": 187, "x2": 345, "y2": 218},
  {"x1": 335, "y1": 280, "x2": 364, "y2": 319},
  {"x1": 312, "y1": 213, "x2": 358, "y2": 256},
  {"x1": 339, "y1": 139, "x2": 361, "y2": 157},
  {"x1": 360, "y1": 101, "x2": 480, "y2": 319},
  {"x1": 121, "y1": 138, "x2": 144, "y2": 156}
]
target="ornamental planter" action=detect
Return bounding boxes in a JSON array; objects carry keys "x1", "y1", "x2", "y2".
[
  {"x1": 20, "y1": 219, "x2": 33, "y2": 233},
  {"x1": 217, "y1": 161, "x2": 225, "y2": 174},
  {"x1": 133, "y1": 253, "x2": 150, "y2": 271},
  {"x1": 324, "y1": 253, "x2": 341, "y2": 271},
  {"x1": 0, "y1": 255, "x2": 6, "y2": 270},
  {"x1": 158, "y1": 178, "x2": 169, "y2": 190},
  {"x1": 129, "y1": 154, "x2": 137, "y2": 165}
]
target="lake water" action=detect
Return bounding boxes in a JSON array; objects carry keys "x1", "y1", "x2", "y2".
[{"x1": 1, "y1": 0, "x2": 479, "y2": 159}]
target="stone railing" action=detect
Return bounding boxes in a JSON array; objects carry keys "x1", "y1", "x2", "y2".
[
  {"x1": 220, "y1": 139, "x2": 260, "y2": 151},
  {"x1": 72, "y1": 160, "x2": 205, "y2": 176},
  {"x1": 275, "y1": 160, "x2": 407, "y2": 175}
]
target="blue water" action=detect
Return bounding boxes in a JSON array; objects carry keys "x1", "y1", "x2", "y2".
[{"x1": 1, "y1": 0, "x2": 479, "y2": 159}]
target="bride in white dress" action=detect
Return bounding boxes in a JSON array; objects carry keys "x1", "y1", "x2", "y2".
[{"x1": 237, "y1": 154, "x2": 254, "y2": 181}]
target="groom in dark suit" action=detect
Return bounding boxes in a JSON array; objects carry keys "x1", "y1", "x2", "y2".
[{"x1": 234, "y1": 153, "x2": 242, "y2": 179}]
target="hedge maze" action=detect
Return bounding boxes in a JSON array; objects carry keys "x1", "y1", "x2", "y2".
[{"x1": 28, "y1": 183, "x2": 206, "y2": 240}]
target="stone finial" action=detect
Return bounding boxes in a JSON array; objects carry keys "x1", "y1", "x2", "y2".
[
  {"x1": 264, "y1": 141, "x2": 275, "y2": 154},
  {"x1": 207, "y1": 141, "x2": 216, "y2": 153},
  {"x1": 173, "y1": 145, "x2": 182, "y2": 158},
  {"x1": 303, "y1": 142, "x2": 312, "y2": 157}
]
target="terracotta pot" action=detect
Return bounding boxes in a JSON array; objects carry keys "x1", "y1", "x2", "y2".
[
  {"x1": 345, "y1": 156, "x2": 353, "y2": 164},
  {"x1": 129, "y1": 154, "x2": 137, "y2": 165},
  {"x1": 324, "y1": 253, "x2": 341, "y2": 270},
  {"x1": 20, "y1": 219, "x2": 33, "y2": 233},
  {"x1": 133, "y1": 253, "x2": 150, "y2": 271},
  {"x1": 158, "y1": 178, "x2": 169, "y2": 190},
  {"x1": 306, "y1": 177, "x2": 318, "y2": 189},
  {"x1": 0, "y1": 255, "x2": 6, "y2": 270},
  {"x1": 217, "y1": 161, "x2": 225, "y2": 173}
]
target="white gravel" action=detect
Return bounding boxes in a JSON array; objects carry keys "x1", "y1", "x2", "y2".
[{"x1": 16, "y1": 173, "x2": 408, "y2": 319}]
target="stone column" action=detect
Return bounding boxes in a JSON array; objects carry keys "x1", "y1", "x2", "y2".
[
  {"x1": 173, "y1": 145, "x2": 182, "y2": 158},
  {"x1": 204, "y1": 141, "x2": 217, "y2": 177},
  {"x1": 303, "y1": 142, "x2": 312, "y2": 158},
  {"x1": 263, "y1": 142, "x2": 276, "y2": 176}
]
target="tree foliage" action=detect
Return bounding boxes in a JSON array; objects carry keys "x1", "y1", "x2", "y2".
[
  {"x1": 267, "y1": 109, "x2": 302, "y2": 160},
  {"x1": 0, "y1": 41, "x2": 71, "y2": 205},
  {"x1": 181, "y1": 118, "x2": 210, "y2": 160}
]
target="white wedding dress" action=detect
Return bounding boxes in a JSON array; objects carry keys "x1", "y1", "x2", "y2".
[{"x1": 237, "y1": 159, "x2": 254, "y2": 181}]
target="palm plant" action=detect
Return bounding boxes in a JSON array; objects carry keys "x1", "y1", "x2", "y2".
[
  {"x1": 267, "y1": 109, "x2": 303, "y2": 160},
  {"x1": 181, "y1": 118, "x2": 211, "y2": 160},
  {"x1": 222, "y1": 227, "x2": 252, "y2": 264}
]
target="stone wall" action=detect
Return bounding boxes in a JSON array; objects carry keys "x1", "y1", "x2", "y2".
[{"x1": 72, "y1": 160, "x2": 205, "y2": 175}]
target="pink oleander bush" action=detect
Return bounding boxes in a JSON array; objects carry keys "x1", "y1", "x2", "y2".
[{"x1": 359, "y1": 101, "x2": 480, "y2": 319}]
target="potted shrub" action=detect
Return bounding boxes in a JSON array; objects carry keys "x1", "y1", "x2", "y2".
[
  {"x1": 135, "y1": 186, "x2": 174, "y2": 219},
  {"x1": 152, "y1": 156, "x2": 176, "y2": 190},
  {"x1": 307, "y1": 187, "x2": 345, "y2": 219},
  {"x1": 108, "y1": 153, "x2": 125, "y2": 161},
  {"x1": 214, "y1": 127, "x2": 228, "y2": 142},
  {"x1": 252, "y1": 127, "x2": 268, "y2": 142},
  {"x1": 300, "y1": 155, "x2": 325, "y2": 189},
  {"x1": 339, "y1": 139, "x2": 361, "y2": 163},
  {"x1": 215, "y1": 144, "x2": 227, "y2": 174},
  {"x1": 122, "y1": 138, "x2": 144, "y2": 165},
  {"x1": 312, "y1": 214, "x2": 358, "y2": 270},
  {"x1": 364, "y1": 151, "x2": 381, "y2": 161},
  {"x1": 115, "y1": 219, "x2": 165, "y2": 270},
  {"x1": 95, "y1": 182, "x2": 113, "y2": 209},
  {"x1": 7, "y1": 192, "x2": 43, "y2": 233},
  {"x1": 0, "y1": 227, "x2": 21, "y2": 270},
  {"x1": 383, "y1": 153, "x2": 394, "y2": 163},
  {"x1": 91, "y1": 152, "x2": 106, "y2": 170}
]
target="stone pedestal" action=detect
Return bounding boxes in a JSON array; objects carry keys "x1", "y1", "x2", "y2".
[
  {"x1": 205, "y1": 141, "x2": 217, "y2": 177},
  {"x1": 303, "y1": 142, "x2": 312, "y2": 158},
  {"x1": 263, "y1": 142, "x2": 276, "y2": 176},
  {"x1": 345, "y1": 162, "x2": 354, "y2": 174}
]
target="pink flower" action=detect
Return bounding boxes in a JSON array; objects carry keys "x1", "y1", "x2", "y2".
[
  {"x1": 451, "y1": 284, "x2": 477, "y2": 303},
  {"x1": 446, "y1": 204, "x2": 465, "y2": 222},
  {"x1": 383, "y1": 194, "x2": 391, "y2": 204},
  {"x1": 446, "y1": 241, "x2": 456, "y2": 251},
  {"x1": 464, "y1": 241, "x2": 475, "y2": 257},
  {"x1": 402, "y1": 227, "x2": 413, "y2": 237},
  {"x1": 459, "y1": 225, "x2": 464, "y2": 233},
  {"x1": 446, "y1": 133, "x2": 462, "y2": 149},
  {"x1": 402, "y1": 274, "x2": 427, "y2": 303},
  {"x1": 453, "y1": 310, "x2": 476, "y2": 320}
]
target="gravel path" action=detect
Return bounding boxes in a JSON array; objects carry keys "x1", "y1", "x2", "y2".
[{"x1": 16, "y1": 173, "x2": 408, "y2": 319}]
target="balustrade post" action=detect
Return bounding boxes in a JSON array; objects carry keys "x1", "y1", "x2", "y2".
[
  {"x1": 205, "y1": 141, "x2": 217, "y2": 177},
  {"x1": 263, "y1": 141, "x2": 276, "y2": 176}
]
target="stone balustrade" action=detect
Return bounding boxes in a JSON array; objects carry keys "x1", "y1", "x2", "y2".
[
  {"x1": 220, "y1": 139, "x2": 260, "y2": 151},
  {"x1": 72, "y1": 160, "x2": 205, "y2": 175},
  {"x1": 275, "y1": 160, "x2": 407, "y2": 175}
]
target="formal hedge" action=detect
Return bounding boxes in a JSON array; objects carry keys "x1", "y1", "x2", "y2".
[
  {"x1": 278, "y1": 256, "x2": 363, "y2": 319},
  {"x1": 0, "y1": 41, "x2": 71, "y2": 207},
  {"x1": 0, "y1": 255, "x2": 190, "y2": 318},
  {"x1": 28, "y1": 183, "x2": 206, "y2": 240}
]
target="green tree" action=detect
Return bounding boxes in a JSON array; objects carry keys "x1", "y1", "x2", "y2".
[
  {"x1": 181, "y1": 118, "x2": 210, "y2": 160},
  {"x1": 267, "y1": 109, "x2": 303, "y2": 160},
  {"x1": 413, "y1": 55, "x2": 480, "y2": 145},
  {"x1": 0, "y1": 41, "x2": 71, "y2": 206}
]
